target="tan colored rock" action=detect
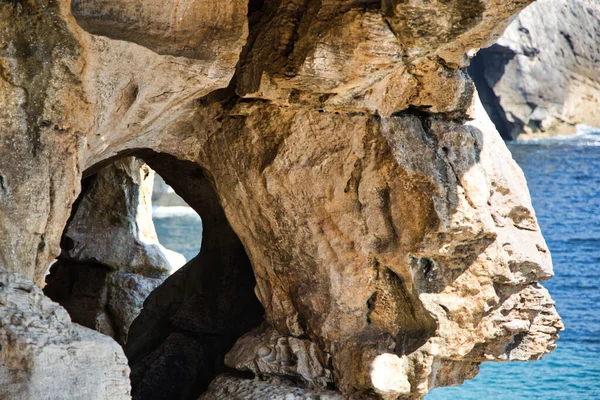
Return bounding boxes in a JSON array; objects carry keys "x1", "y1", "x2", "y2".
[
  {"x1": 0, "y1": 266, "x2": 130, "y2": 400},
  {"x1": 71, "y1": 0, "x2": 248, "y2": 61},
  {"x1": 0, "y1": 0, "x2": 562, "y2": 399},
  {"x1": 174, "y1": 94, "x2": 561, "y2": 397},
  {"x1": 233, "y1": 0, "x2": 532, "y2": 116},
  {"x1": 383, "y1": 0, "x2": 534, "y2": 65},
  {"x1": 0, "y1": 0, "x2": 226, "y2": 283}
]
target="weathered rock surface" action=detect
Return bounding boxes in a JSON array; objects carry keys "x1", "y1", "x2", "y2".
[
  {"x1": 201, "y1": 375, "x2": 344, "y2": 400},
  {"x1": 470, "y1": 0, "x2": 600, "y2": 140},
  {"x1": 124, "y1": 153, "x2": 265, "y2": 399},
  {"x1": 0, "y1": 265, "x2": 131, "y2": 399},
  {"x1": 224, "y1": 323, "x2": 333, "y2": 388},
  {"x1": 0, "y1": 0, "x2": 563, "y2": 399},
  {"x1": 61, "y1": 157, "x2": 184, "y2": 276},
  {"x1": 44, "y1": 156, "x2": 184, "y2": 344}
]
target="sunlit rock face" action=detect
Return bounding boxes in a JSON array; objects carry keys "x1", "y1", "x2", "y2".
[
  {"x1": 0, "y1": 0, "x2": 562, "y2": 399},
  {"x1": 470, "y1": 0, "x2": 600, "y2": 140}
]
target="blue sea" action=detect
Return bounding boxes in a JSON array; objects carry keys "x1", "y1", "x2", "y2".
[
  {"x1": 429, "y1": 128, "x2": 600, "y2": 399},
  {"x1": 153, "y1": 206, "x2": 202, "y2": 262},
  {"x1": 153, "y1": 128, "x2": 600, "y2": 400}
]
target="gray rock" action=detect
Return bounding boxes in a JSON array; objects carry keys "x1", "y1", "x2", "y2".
[
  {"x1": 44, "y1": 157, "x2": 184, "y2": 344},
  {"x1": 63, "y1": 157, "x2": 184, "y2": 276},
  {"x1": 470, "y1": 0, "x2": 600, "y2": 140},
  {"x1": 152, "y1": 174, "x2": 189, "y2": 207},
  {"x1": 0, "y1": 266, "x2": 131, "y2": 400},
  {"x1": 200, "y1": 375, "x2": 344, "y2": 400},
  {"x1": 224, "y1": 323, "x2": 333, "y2": 389}
]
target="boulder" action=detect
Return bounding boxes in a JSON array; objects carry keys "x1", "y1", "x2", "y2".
[{"x1": 0, "y1": 265, "x2": 131, "y2": 399}]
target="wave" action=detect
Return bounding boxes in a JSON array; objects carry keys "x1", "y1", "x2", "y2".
[
  {"x1": 152, "y1": 206, "x2": 201, "y2": 219},
  {"x1": 510, "y1": 125, "x2": 600, "y2": 146}
]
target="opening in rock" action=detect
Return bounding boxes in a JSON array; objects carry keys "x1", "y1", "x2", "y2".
[
  {"x1": 44, "y1": 156, "x2": 187, "y2": 344},
  {"x1": 151, "y1": 173, "x2": 203, "y2": 262},
  {"x1": 44, "y1": 151, "x2": 265, "y2": 400}
]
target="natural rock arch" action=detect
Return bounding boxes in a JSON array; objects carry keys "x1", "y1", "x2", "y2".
[
  {"x1": 46, "y1": 148, "x2": 266, "y2": 399},
  {"x1": 0, "y1": 1, "x2": 562, "y2": 399}
]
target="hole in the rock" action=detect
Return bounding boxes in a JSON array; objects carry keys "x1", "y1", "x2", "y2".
[
  {"x1": 44, "y1": 151, "x2": 265, "y2": 400},
  {"x1": 151, "y1": 173, "x2": 202, "y2": 262}
]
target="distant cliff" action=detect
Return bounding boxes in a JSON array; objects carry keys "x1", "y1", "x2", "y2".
[
  {"x1": 152, "y1": 174, "x2": 188, "y2": 208},
  {"x1": 470, "y1": 0, "x2": 600, "y2": 140}
]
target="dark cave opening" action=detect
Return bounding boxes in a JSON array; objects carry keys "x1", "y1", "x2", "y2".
[{"x1": 44, "y1": 151, "x2": 265, "y2": 400}]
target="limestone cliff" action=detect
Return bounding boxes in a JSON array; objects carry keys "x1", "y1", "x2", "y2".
[
  {"x1": 0, "y1": 1, "x2": 562, "y2": 399},
  {"x1": 470, "y1": 0, "x2": 600, "y2": 140}
]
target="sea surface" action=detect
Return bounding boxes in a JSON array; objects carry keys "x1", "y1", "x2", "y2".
[
  {"x1": 152, "y1": 128, "x2": 600, "y2": 399},
  {"x1": 153, "y1": 206, "x2": 202, "y2": 262},
  {"x1": 428, "y1": 128, "x2": 600, "y2": 399}
]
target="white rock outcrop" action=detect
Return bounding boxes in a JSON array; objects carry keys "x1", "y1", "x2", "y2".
[{"x1": 0, "y1": 266, "x2": 131, "y2": 399}]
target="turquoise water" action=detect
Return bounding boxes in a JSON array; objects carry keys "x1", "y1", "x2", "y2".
[
  {"x1": 153, "y1": 207, "x2": 202, "y2": 262},
  {"x1": 429, "y1": 131, "x2": 600, "y2": 399},
  {"x1": 153, "y1": 130, "x2": 600, "y2": 399}
]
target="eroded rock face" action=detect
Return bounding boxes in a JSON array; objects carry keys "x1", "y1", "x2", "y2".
[
  {"x1": 470, "y1": 0, "x2": 600, "y2": 140},
  {"x1": 62, "y1": 157, "x2": 183, "y2": 276},
  {"x1": 0, "y1": 0, "x2": 562, "y2": 399},
  {"x1": 44, "y1": 156, "x2": 184, "y2": 344},
  {"x1": 201, "y1": 375, "x2": 345, "y2": 400},
  {"x1": 124, "y1": 153, "x2": 265, "y2": 399},
  {"x1": 71, "y1": 0, "x2": 248, "y2": 61},
  {"x1": 0, "y1": 266, "x2": 131, "y2": 399},
  {"x1": 174, "y1": 95, "x2": 562, "y2": 397}
]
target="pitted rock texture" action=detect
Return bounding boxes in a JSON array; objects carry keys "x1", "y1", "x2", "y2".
[
  {"x1": 224, "y1": 323, "x2": 333, "y2": 388},
  {"x1": 470, "y1": 0, "x2": 600, "y2": 140},
  {"x1": 201, "y1": 375, "x2": 345, "y2": 400},
  {"x1": 0, "y1": 266, "x2": 131, "y2": 400},
  {"x1": 0, "y1": 0, "x2": 562, "y2": 399}
]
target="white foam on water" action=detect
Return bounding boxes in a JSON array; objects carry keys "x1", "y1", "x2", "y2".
[
  {"x1": 152, "y1": 206, "x2": 201, "y2": 219},
  {"x1": 512, "y1": 124, "x2": 600, "y2": 146}
]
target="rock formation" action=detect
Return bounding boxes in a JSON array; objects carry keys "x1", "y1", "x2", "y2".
[
  {"x1": 44, "y1": 156, "x2": 185, "y2": 344},
  {"x1": 0, "y1": 0, "x2": 562, "y2": 399},
  {"x1": 0, "y1": 266, "x2": 131, "y2": 399},
  {"x1": 470, "y1": 0, "x2": 600, "y2": 140}
]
